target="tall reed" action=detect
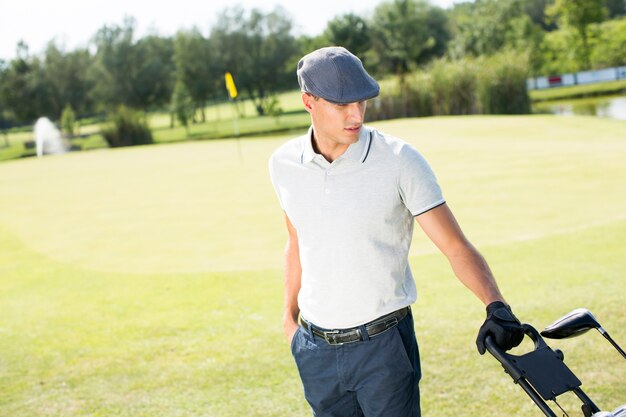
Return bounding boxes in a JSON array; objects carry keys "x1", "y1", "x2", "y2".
[{"x1": 366, "y1": 51, "x2": 530, "y2": 121}]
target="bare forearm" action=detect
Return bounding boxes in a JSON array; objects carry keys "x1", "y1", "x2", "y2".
[
  {"x1": 283, "y1": 250, "x2": 302, "y2": 321},
  {"x1": 282, "y1": 215, "x2": 302, "y2": 342},
  {"x1": 283, "y1": 243, "x2": 301, "y2": 325},
  {"x1": 415, "y1": 205, "x2": 506, "y2": 306},
  {"x1": 447, "y1": 242, "x2": 504, "y2": 306}
]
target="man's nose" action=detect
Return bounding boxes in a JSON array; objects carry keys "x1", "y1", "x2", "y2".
[{"x1": 346, "y1": 102, "x2": 364, "y2": 121}]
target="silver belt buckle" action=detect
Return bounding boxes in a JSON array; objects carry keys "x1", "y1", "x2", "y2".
[{"x1": 323, "y1": 330, "x2": 342, "y2": 345}]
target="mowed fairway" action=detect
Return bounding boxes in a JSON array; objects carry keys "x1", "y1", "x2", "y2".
[{"x1": 1, "y1": 115, "x2": 625, "y2": 416}]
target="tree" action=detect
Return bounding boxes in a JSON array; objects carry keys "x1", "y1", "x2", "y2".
[
  {"x1": 43, "y1": 42, "x2": 94, "y2": 118},
  {"x1": 0, "y1": 67, "x2": 10, "y2": 145},
  {"x1": 605, "y1": 0, "x2": 626, "y2": 18},
  {"x1": 589, "y1": 17, "x2": 626, "y2": 68},
  {"x1": 90, "y1": 18, "x2": 174, "y2": 111},
  {"x1": 370, "y1": 0, "x2": 450, "y2": 78},
  {"x1": 297, "y1": 34, "x2": 329, "y2": 59},
  {"x1": 132, "y1": 35, "x2": 176, "y2": 110},
  {"x1": 210, "y1": 6, "x2": 299, "y2": 116},
  {"x1": 89, "y1": 18, "x2": 138, "y2": 110},
  {"x1": 547, "y1": 0, "x2": 608, "y2": 69},
  {"x1": 323, "y1": 14, "x2": 372, "y2": 60},
  {"x1": 0, "y1": 59, "x2": 12, "y2": 135},
  {"x1": 521, "y1": 0, "x2": 558, "y2": 31},
  {"x1": 0, "y1": 42, "x2": 54, "y2": 123},
  {"x1": 173, "y1": 29, "x2": 221, "y2": 122},
  {"x1": 170, "y1": 80, "x2": 196, "y2": 135},
  {"x1": 535, "y1": 15, "x2": 625, "y2": 74},
  {"x1": 448, "y1": 0, "x2": 543, "y2": 59},
  {"x1": 537, "y1": 29, "x2": 580, "y2": 75}
]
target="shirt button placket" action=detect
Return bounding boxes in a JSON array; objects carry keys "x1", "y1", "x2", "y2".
[{"x1": 324, "y1": 170, "x2": 332, "y2": 195}]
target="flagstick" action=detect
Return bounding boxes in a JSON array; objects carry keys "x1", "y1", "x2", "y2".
[
  {"x1": 224, "y1": 72, "x2": 242, "y2": 163},
  {"x1": 231, "y1": 98, "x2": 242, "y2": 163}
]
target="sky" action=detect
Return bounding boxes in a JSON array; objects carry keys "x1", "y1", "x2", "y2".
[{"x1": 0, "y1": 0, "x2": 462, "y2": 62}]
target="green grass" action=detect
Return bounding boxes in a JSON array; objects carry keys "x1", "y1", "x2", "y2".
[
  {"x1": 530, "y1": 79, "x2": 626, "y2": 102},
  {"x1": 151, "y1": 112, "x2": 310, "y2": 144},
  {"x1": 0, "y1": 115, "x2": 625, "y2": 416}
]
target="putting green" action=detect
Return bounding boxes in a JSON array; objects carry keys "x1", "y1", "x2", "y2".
[
  {"x1": 0, "y1": 115, "x2": 624, "y2": 274},
  {"x1": 1, "y1": 115, "x2": 624, "y2": 416}
]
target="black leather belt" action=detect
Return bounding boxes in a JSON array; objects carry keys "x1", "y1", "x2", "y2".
[{"x1": 299, "y1": 306, "x2": 410, "y2": 345}]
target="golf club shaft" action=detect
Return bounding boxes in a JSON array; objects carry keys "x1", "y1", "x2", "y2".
[{"x1": 599, "y1": 329, "x2": 626, "y2": 359}]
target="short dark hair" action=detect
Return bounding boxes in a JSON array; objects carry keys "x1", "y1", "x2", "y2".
[{"x1": 305, "y1": 92, "x2": 320, "y2": 101}]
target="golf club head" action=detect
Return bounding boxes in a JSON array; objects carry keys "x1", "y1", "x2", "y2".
[
  {"x1": 612, "y1": 404, "x2": 626, "y2": 417},
  {"x1": 541, "y1": 308, "x2": 601, "y2": 339}
]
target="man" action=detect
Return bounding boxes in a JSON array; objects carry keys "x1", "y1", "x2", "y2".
[{"x1": 268, "y1": 46, "x2": 524, "y2": 417}]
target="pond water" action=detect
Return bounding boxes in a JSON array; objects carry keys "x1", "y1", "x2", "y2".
[{"x1": 533, "y1": 95, "x2": 626, "y2": 121}]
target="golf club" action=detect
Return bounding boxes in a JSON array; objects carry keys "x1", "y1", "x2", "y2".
[{"x1": 541, "y1": 308, "x2": 626, "y2": 359}]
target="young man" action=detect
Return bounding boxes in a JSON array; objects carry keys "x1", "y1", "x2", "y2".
[{"x1": 268, "y1": 46, "x2": 524, "y2": 417}]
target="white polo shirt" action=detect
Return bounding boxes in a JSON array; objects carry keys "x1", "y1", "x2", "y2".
[{"x1": 269, "y1": 125, "x2": 445, "y2": 329}]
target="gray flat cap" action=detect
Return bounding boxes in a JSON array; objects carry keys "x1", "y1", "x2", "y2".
[{"x1": 297, "y1": 46, "x2": 380, "y2": 104}]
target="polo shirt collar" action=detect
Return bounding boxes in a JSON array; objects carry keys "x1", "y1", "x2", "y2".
[
  {"x1": 301, "y1": 126, "x2": 317, "y2": 164},
  {"x1": 301, "y1": 126, "x2": 372, "y2": 164}
]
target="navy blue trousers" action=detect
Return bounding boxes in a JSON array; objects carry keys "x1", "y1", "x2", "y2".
[{"x1": 291, "y1": 311, "x2": 421, "y2": 417}]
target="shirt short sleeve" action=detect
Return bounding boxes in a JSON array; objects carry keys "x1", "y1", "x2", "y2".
[{"x1": 397, "y1": 145, "x2": 445, "y2": 216}]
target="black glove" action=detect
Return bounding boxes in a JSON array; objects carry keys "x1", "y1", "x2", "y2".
[{"x1": 476, "y1": 301, "x2": 524, "y2": 355}]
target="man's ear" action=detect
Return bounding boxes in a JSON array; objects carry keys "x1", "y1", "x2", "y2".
[{"x1": 302, "y1": 93, "x2": 313, "y2": 112}]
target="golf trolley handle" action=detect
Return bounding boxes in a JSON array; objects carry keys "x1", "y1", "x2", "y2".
[
  {"x1": 485, "y1": 324, "x2": 601, "y2": 417},
  {"x1": 485, "y1": 327, "x2": 559, "y2": 417}
]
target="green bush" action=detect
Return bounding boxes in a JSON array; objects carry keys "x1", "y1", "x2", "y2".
[
  {"x1": 101, "y1": 106, "x2": 153, "y2": 148},
  {"x1": 60, "y1": 104, "x2": 77, "y2": 138}
]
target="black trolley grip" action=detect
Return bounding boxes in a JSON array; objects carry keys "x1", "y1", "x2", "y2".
[{"x1": 485, "y1": 324, "x2": 601, "y2": 417}]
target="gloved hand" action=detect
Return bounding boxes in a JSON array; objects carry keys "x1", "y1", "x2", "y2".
[{"x1": 476, "y1": 301, "x2": 524, "y2": 355}]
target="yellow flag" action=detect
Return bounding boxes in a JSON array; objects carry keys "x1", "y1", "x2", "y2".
[{"x1": 225, "y1": 72, "x2": 238, "y2": 99}]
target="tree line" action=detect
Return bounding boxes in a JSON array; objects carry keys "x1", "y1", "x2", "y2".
[{"x1": 0, "y1": 0, "x2": 624, "y2": 129}]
